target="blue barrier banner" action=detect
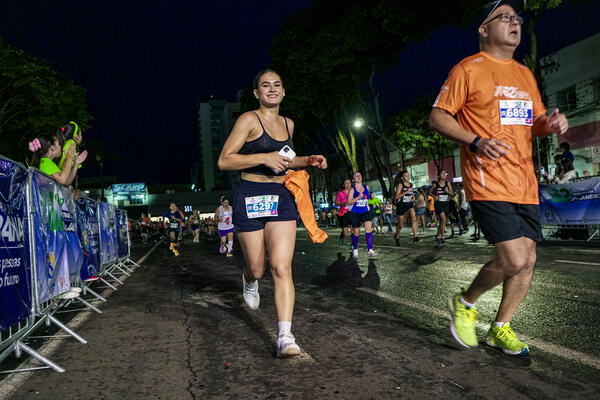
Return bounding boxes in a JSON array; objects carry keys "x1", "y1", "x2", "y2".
[
  {"x1": 539, "y1": 177, "x2": 600, "y2": 226},
  {"x1": 99, "y1": 202, "x2": 118, "y2": 265},
  {"x1": 0, "y1": 158, "x2": 31, "y2": 331},
  {"x1": 76, "y1": 198, "x2": 100, "y2": 281},
  {"x1": 116, "y1": 209, "x2": 128, "y2": 259},
  {"x1": 31, "y1": 171, "x2": 79, "y2": 303}
]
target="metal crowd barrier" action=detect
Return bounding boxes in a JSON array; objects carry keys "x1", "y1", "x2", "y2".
[
  {"x1": 539, "y1": 177, "x2": 600, "y2": 242},
  {"x1": 0, "y1": 155, "x2": 136, "y2": 374}
]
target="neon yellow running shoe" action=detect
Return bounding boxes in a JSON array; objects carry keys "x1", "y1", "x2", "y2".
[
  {"x1": 448, "y1": 294, "x2": 479, "y2": 348},
  {"x1": 485, "y1": 322, "x2": 529, "y2": 355}
]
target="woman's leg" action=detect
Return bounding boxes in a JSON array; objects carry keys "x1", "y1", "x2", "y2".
[
  {"x1": 364, "y1": 220, "x2": 374, "y2": 252},
  {"x1": 386, "y1": 214, "x2": 393, "y2": 232},
  {"x1": 351, "y1": 226, "x2": 361, "y2": 250},
  {"x1": 440, "y1": 212, "x2": 447, "y2": 238},
  {"x1": 226, "y1": 232, "x2": 234, "y2": 253},
  {"x1": 264, "y1": 221, "x2": 297, "y2": 323},
  {"x1": 409, "y1": 208, "x2": 419, "y2": 238},
  {"x1": 237, "y1": 230, "x2": 266, "y2": 281}
]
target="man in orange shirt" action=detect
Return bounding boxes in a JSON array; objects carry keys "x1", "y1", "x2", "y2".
[{"x1": 429, "y1": 0, "x2": 568, "y2": 355}]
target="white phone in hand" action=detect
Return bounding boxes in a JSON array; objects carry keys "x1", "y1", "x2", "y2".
[
  {"x1": 271, "y1": 145, "x2": 296, "y2": 174},
  {"x1": 278, "y1": 145, "x2": 296, "y2": 160}
]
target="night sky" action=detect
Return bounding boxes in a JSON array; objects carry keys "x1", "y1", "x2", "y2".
[{"x1": 1, "y1": 1, "x2": 599, "y2": 185}]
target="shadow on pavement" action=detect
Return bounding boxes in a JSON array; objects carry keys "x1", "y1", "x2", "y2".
[{"x1": 311, "y1": 252, "x2": 380, "y2": 290}]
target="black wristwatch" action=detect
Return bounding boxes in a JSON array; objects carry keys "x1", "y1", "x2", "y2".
[{"x1": 469, "y1": 136, "x2": 481, "y2": 153}]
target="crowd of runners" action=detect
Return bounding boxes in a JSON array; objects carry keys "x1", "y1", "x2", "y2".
[{"x1": 128, "y1": 0, "x2": 571, "y2": 361}]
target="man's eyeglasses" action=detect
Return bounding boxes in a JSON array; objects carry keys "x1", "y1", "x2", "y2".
[{"x1": 483, "y1": 13, "x2": 524, "y2": 25}]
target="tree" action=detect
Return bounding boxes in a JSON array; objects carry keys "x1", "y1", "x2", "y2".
[
  {"x1": 333, "y1": 129, "x2": 359, "y2": 175},
  {"x1": 268, "y1": 0, "x2": 480, "y2": 196},
  {"x1": 0, "y1": 36, "x2": 91, "y2": 165},
  {"x1": 384, "y1": 97, "x2": 456, "y2": 173}
]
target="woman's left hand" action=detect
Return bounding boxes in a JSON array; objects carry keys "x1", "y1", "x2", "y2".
[{"x1": 307, "y1": 155, "x2": 327, "y2": 169}]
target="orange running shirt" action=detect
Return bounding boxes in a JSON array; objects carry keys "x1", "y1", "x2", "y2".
[{"x1": 433, "y1": 51, "x2": 546, "y2": 205}]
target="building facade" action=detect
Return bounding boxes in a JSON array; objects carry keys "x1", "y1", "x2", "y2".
[
  {"x1": 197, "y1": 99, "x2": 240, "y2": 191},
  {"x1": 541, "y1": 32, "x2": 600, "y2": 176}
]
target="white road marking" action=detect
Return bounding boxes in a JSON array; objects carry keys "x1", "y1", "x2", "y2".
[
  {"x1": 0, "y1": 240, "x2": 163, "y2": 400},
  {"x1": 356, "y1": 287, "x2": 600, "y2": 370},
  {"x1": 554, "y1": 260, "x2": 600, "y2": 267}
]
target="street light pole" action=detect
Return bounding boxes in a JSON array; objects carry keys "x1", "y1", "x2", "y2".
[{"x1": 353, "y1": 119, "x2": 403, "y2": 154}]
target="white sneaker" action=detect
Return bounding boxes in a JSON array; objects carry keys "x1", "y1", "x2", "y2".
[
  {"x1": 219, "y1": 244, "x2": 226, "y2": 254},
  {"x1": 242, "y1": 274, "x2": 260, "y2": 310},
  {"x1": 352, "y1": 249, "x2": 359, "y2": 259},
  {"x1": 368, "y1": 249, "x2": 377, "y2": 258},
  {"x1": 277, "y1": 333, "x2": 301, "y2": 358}
]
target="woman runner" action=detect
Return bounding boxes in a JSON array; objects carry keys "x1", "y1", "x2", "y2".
[
  {"x1": 346, "y1": 171, "x2": 376, "y2": 259},
  {"x1": 215, "y1": 197, "x2": 234, "y2": 257},
  {"x1": 394, "y1": 170, "x2": 422, "y2": 246},
  {"x1": 429, "y1": 170, "x2": 453, "y2": 244},
  {"x1": 218, "y1": 69, "x2": 327, "y2": 358},
  {"x1": 334, "y1": 179, "x2": 352, "y2": 245},
  {"x1": 190, "y1": 210, "x2": 201, "y2": 243},
  {"x1": 163, "y1": 202, "x2": 185, "y2": 256}
]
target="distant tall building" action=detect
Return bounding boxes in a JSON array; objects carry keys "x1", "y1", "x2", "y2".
[{"x1": 197, "y1": 99, "x2": 240, "y2": 191}]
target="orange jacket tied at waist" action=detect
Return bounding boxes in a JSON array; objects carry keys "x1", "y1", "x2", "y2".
[{"x1": 284, "y1": 170, "x2": 328, "y2": 244}]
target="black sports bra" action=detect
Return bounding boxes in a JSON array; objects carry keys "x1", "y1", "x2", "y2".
[{"x1": 239, "y1": 112, "x2": 294, "y2": 176}]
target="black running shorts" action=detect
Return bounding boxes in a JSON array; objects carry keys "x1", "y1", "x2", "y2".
[
  {"x1": 396, "y1": 202, "x2": 413, "y2": 216},
  {"x1": 434, "y1": 201, "x2": 449, "y2": 216},
  {"x1": 339, "y1": 212, "x2": 351, "y2": 228},
  {"x1": 347, "y1": 211, "x2": 371, "y2": 228},
  {"x1": 470, "y1": 201, "x2": 541, "y2": 245}
]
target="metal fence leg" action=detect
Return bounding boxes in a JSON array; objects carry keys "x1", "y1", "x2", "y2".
[
  {"x1": 84, "y1": 286, "x2": 107, "y2": 302},
  {"x1": 120, "y1": 262, "x2": 135, "y2": 273},
  {"x1": 114, "y1": 263, "x2": 131, "y2": 277},
  {"x1": 99, "y1": 277, "x2": 118, "y2": 291},
  {"x1": 587, "y1": 228, "x2": 599, "y2": 242},
  {"x1": 47, "y1": 315, "x2": 87, "y2": 344},
  {"x1": 106, "y1": 271, "x2": 124, "y2": 285},
  {"x1": 76, "y1": 297, "x2": 103, "y2": 314},
  {"x1": 126, "y1": 258, "x2": 140, "y2": 267},
  {"x1": 10, "y1": 341, "x2": 65, "y2": 373}
]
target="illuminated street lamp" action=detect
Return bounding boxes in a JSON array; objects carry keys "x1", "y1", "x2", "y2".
[{"x1": 352, "y1": 117, "x2": 402, "y2": 153}]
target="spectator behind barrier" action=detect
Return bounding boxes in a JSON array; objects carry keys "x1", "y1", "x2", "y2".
[
  {"x1": 57, "y1": 122, "x2": 87, "y2": 170},
  {"x1": 545, "y1": 156, "x2": 576, "y2": 184},
  {"x1": 28, "y1": 134, "x2": 83, "y2": 186},
  {"x1": 559, "y1": 141, "x2": 574, "y2": 163}
]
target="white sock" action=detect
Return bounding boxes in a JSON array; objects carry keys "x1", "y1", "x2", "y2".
[
  {"x1": 227, "y1": 240, "x2": 233, "y2": 251},
  {"x1": 459, "y1": 295, "x2": 474, "y2": 309},
  {"x1": 278, "y1": 321, "x2": 292, "y2": 337},
  {"x1": 494, "y1": 321, "x2": 507, "y2": 328}
]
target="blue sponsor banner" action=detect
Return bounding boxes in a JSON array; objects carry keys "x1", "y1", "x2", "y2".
[
  {"x1": 31, "y1": 171, "x2": 74, "y2": 303},
  {"x1": 115, "y1": 210, "x2": 129, "y2": 259},
  {"x1": 99, "y1": 202, "x2": 118, "y2": 266},
  {"x1": 76, "y1": 198, "x2": 100, "y2": 280},
  {"x1": 539, "y1": 177, "x2": 600, "y2": 226},
  {"x1": 0, "y1": 158, "x2": 31, "y2": 331}
]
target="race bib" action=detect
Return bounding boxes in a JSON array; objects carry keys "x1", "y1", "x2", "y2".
[
  {"x1": 499, "y1": 100, "x2": 533, "y2": 126},
  {"x1": 356, "y1": 199, "x2": 368, "y2": 208},
  {"x1": 169, "y1": 222, "x2": 179, "y2": 229},
  {"x1": 402, "y1": 196, "x2": 413, "y2": 203},
  {"x1": 245, "y1": 195, "x2": 279, "y2": 219},
  {"x1": 438, "y1": 194, "x2": 449, "y2": 202}
]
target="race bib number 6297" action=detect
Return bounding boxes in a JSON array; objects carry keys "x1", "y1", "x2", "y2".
[{"x1": 245, "y1": 195, "x2": 279, "y2": 219}]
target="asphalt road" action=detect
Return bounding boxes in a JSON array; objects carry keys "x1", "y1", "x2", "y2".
[{"x1": 1, "y1": 226, "x2": 599, "y2": 399}]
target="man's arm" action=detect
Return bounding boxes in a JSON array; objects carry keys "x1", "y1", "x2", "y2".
[
  {"x1": 533, "y1": 108, "x2": 569, "y2": 137},
  {"x1": 429, "y1": 108, "x2": 511, "y2": 162}
]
